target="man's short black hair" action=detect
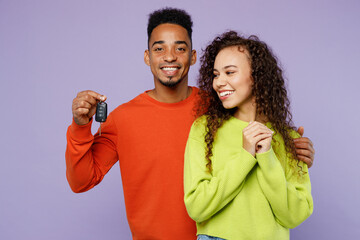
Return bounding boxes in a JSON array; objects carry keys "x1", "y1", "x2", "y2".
[{"x1": 147, "y1": 7, "x2": 193, "y2": 47}]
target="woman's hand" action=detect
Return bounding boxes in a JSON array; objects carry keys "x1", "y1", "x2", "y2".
[{"x1": 243, "y1": 121, "x2": 273, "y2": 156}]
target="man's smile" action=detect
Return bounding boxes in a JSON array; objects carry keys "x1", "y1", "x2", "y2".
[{"x1": 160, "y1": 65, "x2": 181, "y2": 76}]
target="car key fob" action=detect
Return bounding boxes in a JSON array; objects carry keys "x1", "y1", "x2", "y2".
[{"x1": 95, "y1": 101, "x2": 107, "y2": 122}]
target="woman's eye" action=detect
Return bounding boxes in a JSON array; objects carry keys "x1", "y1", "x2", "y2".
[{"x1": 226, "y1": 71, "x2": 234, "y2": 75}]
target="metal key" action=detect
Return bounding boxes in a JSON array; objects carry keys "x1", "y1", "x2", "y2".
[{"x1": 95, "y1": 101, "x2": 107, "y2": 136}]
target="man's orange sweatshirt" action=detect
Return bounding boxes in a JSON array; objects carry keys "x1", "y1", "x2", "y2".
[{"x1": 66, "y1": 87, "x2": 198, "y2": 239}]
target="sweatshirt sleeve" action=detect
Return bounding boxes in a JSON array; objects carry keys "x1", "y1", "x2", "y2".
[
  {"x1": 256, "y1": 146, "x2": 313, "y2": 228},
  {"x1": 184, "y1": 123, "x2": 257, "y2": 223},
  {"x1": 65, "y1": 115, "x2": 119, "y2": 193}
]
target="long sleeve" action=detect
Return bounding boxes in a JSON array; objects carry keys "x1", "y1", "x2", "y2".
[
  {"x1": 65, "y1": 115, "x2": 119, "y2": 193},
  {"x1": 256, "y1": 147, "x2": 313, "y2": 228},
  {"x1": 184, "y1": 118, "x2": 313, "y2": 239},
  {"x1": 184, "y1": 121, "x2": 257, "y2": 223},
  {"x1": 65, "y1": 89, "x2": 201, "y2": 239}
]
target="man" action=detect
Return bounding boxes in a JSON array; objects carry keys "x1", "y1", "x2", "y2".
[{"x1": 66, "y1": 8, "x2": 315, "y2": 240}]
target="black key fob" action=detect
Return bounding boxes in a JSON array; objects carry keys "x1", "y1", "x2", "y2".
[{"x1": 95, "y1": 101, "x2": 107, "y2": 122}]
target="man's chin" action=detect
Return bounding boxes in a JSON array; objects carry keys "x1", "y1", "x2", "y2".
[{"x1": 159, "y1": 78, "x2": 182, "y2": 88}]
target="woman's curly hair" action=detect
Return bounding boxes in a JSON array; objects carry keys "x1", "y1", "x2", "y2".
[{"x1": 196, "y1": 31, "x2": 301, "y2": 173}]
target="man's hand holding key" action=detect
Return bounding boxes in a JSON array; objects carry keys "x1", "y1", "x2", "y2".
[{"x1": 72, "y1": 90, "x2": 107, "y2": 125}]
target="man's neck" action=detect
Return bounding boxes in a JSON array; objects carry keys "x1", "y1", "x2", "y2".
[{"x1": 147, "y1": 80, "x2": 192, "y2": 103}]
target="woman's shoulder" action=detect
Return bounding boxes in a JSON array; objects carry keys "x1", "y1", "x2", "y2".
[
  {"x1": 193, "y1": 115, "x2": 207, "y2": 125},
  {"x1": 189, "y1": 115, "x2": 208, "y2": 138}
]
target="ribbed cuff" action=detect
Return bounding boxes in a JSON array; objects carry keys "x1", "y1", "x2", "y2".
[
  {"x1": 256, "y1": 147, "x2": 278, "y2": 169},
  {"x1": 69, "y1": 118, "x2": 94, "y2": 141}
]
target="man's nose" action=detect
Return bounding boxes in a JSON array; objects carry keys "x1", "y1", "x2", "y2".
[{"x1": 163, "y1": 49, "x2": 177, "y2": 62}]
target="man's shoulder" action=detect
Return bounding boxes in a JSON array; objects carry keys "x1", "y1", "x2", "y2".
[
  {"x1": 109, "y1": 92, "x2": 154, "y2": 118},
  {"x1": 113, "y1": 92, "x2": 145, "y2": 108},
  {"x1": 102, "y1": 93, "x2": 147, "y2": 127}
]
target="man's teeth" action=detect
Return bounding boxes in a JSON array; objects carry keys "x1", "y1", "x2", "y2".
[
  {"x1": 220, "y1": 91, "x2": 234, "y2": 97},
  {"x1": 162, "y1": 67, "x2": 178, "y2": 71}
]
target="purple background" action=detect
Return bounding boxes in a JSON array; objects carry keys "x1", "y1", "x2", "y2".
[{"x1": 1, "y1": 0, "x2": 359, "y2": 239}]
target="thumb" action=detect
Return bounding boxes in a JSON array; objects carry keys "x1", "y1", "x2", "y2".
[
  {"x1": 297, "y1": 126, "x2": 304, "y2": 136},
  {"x1": 99, "y1": 95, "x2": 107, "y2": 102}
]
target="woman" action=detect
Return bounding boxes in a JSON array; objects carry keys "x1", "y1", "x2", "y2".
[{"x1": 184, "y1": 31, "x2": 313, "y2": 240}]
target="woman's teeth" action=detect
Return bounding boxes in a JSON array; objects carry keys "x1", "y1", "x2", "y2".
[{"x1": 220, "y1": 91, "x2": 234, "y2": 97}]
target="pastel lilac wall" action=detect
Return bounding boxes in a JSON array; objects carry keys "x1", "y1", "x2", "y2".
[{"x1": 1, "y1": 0, "x2": 359, "y2": 239}]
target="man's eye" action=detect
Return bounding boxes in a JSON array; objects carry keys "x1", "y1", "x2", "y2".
[
  {"x1": 177, "y1": 48, "x2": 185, "y2": 51},
  {"x1": 154, "y1": 48, "x2": 163, "y2": 52}
]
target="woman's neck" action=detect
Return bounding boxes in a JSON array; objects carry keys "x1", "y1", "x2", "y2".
[{"x1": 233, "y1": 99, "x2": 267, "y2": 123}]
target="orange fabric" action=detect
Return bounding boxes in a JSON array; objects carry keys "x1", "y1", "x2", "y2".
[{"x1": 66, "y1": 87, "x2": 198, "y2": 240}]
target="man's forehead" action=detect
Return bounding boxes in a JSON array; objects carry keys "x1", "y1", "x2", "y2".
[{"x1": 149, "y1": 23, "x2": 190, "y2": 43}]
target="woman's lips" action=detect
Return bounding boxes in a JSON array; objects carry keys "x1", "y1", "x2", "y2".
[{"x1": 219, "y1": 90, "x2": 234, "y2": 100}]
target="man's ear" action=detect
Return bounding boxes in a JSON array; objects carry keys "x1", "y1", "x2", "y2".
[
  {"x1": 144, "y1": 50, "x2": 150, "y2": 66},
  {"x1": 190, "y1": 49, "x2": 197, "y2": 66}
]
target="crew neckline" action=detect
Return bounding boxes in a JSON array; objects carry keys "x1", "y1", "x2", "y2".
[
  {"x1": 229, "y1": 116, "x2": 271, "y2": 128},
  {"x1": 140, "y1": 86, "x2": 198, "y2": 108},
  {"x1": 229, "y1": 116, "x2": 250, "y2": 127}
]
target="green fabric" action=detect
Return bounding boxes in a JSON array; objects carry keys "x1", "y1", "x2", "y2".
[{"x1": 184, "y1": 116, "x2": 313, "y2": 240}]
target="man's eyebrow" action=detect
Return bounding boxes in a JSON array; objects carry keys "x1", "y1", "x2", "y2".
[
  {"x1": 151, "y1": 40, "x2": 189, "y2": 48},
  {"x1": 175, "y1": 41, "x2": 188, "y2": 46},
  {"x1": 151, "y1": 41, "x2": 164, "y2": 47}
]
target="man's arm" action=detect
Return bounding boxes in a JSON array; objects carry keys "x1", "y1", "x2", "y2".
[
  {"x1": 294, "y1": 126, "x2": 315, "y2": 168},
  {"x1": 65, "y1": 90, "x2": 118, "y2": 193}
]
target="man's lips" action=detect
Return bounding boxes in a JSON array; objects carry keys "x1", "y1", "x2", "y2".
[{"x1": 160, "y1": 65, "x2": 181, "y2": 76}]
